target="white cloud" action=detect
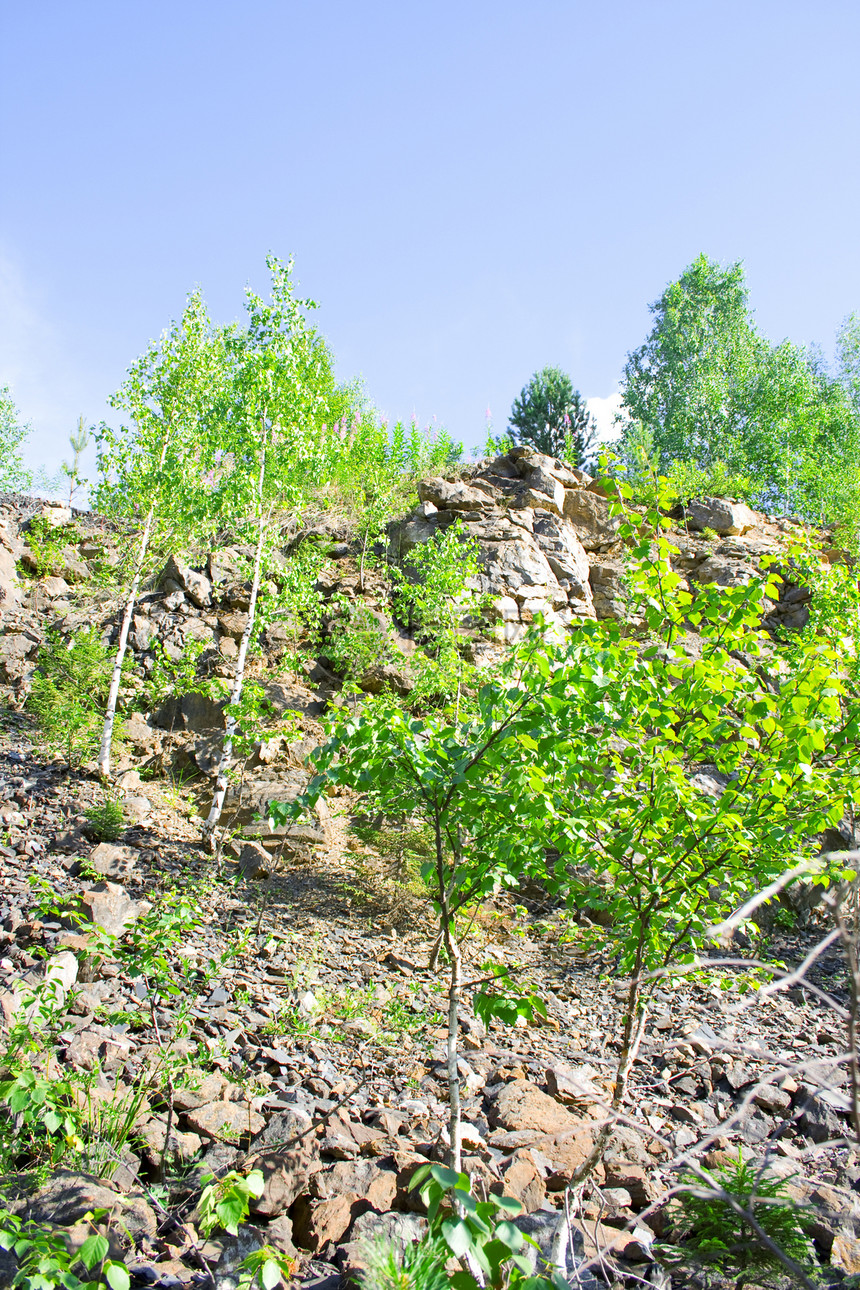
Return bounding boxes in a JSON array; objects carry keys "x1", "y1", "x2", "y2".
[{"x1": 586, "y1": 392, "x2": 624, "y2": 443}]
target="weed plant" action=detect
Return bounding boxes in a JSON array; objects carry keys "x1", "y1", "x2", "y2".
[
  {"x1": 669, "y1": 1150, "x2": 816, "y2": 1282},
  {"x1": 84, "y1": 795, "x2": 126, "y2": 842}
]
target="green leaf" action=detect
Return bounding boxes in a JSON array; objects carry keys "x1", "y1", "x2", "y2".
[
  {"x1": 430, "y1": 1164, "x2": 461, "y2": 1189},
  {"x1": 78, "y1": 1234, "x2": 109, "y2": 1270},
  {"x1": 105, "y1": 1263, "x2": 130, "y2": 1290},
  {"x1": 494, "y1": 1220, "x2": 523, "y2": 1250},
  {"x1": 216, "y1": 1196, "x2": 246, "y2": 1236},
  {"x1": 245, "y1": 1170, "x2": 265, "y2": 1199},
  {"x1": 441, "y1": 1218, "x2": 473, "y2": 1258},
  {"x1": 260, "y1": 1259, "x2": 281, "y2": 1289}
]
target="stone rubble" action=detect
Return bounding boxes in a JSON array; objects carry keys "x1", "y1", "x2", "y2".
[{"x1": 0, "y1": 479, "x2": 856, "y2": 1288}]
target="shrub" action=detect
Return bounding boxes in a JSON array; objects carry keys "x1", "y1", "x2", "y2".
[
  {"x1": 84, "y1": 795, "x2": 126, "y2": 842},
  {"x1": 28, "y1": 628, "x2": 118, "y2": 767},
  {"x1": 672, "y1": 1149, "x2": 816, "y2": 1278}
]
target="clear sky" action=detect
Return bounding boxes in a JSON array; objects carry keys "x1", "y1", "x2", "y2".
[{"x1": 2, "y1": 0, "x2": 859, "y2": 482}]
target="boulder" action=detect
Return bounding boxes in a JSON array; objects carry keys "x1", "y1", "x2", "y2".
[
  {"x1": 161, "y1": 554, "x2": 212, "y2": 607},
  {"x1": 0, "y1": 632, "x2": 38, "y2": 682},
  {"x1": 88, "y1": 842, "x2": 139, "y2": 879},
  {"x1": 418, "y1": 477, "x2": 498, "y2": 512},
  {"x1": 686, "y1": 497, "x2": 757, "y2": 536},
  {"x1": 79, "y1": 883, "x2": 147, "y2": 936},
  {"x1": 129, "y1": 614, "x2": 157, "y2": 652},
  {"x1": 309, "y1": 1160, "x2": 397, "y2": 1212},
  {"x1": 24, "y1": 1170, "x2": 157, "y2": 1242},
  {"x1": 563, "y1": 488, "x2": 621, "y2": 550},
  {"x1": 136, "y1": 1116, "x2": 203, "y2": 1166},
  {"x1": 692, "y1": 555, "x2": 753, "y2": 588},
  {"x1": 184, "y1": 1100, "x2": 266, "y2": 1141},
  {"x1": 250, "y1": 1142, "x2": 320, "y2": 1218},
  {"x1": 292, "y1": 1193, "x2": 359, "y2": 1252},
  {"x1": 488, "y1": 1080, "x2": 586, "y2": 1136},
  {"x1": 38, "y1": 504, "x2": 72, "y2": 529}
]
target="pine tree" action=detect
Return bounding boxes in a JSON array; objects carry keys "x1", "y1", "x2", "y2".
[{"x1": 508, "y1": 366, "x2": 596, "y2": 465}]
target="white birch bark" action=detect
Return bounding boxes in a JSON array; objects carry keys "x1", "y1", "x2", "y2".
[
  {"x1": 97, "y1": 427, "x2": 175, "y2": 779},
  {"x1": 96, "y1": 499, "x2": 156, "y2": 779},
  {"x1": 202, "y1": 432, "x2": 269, "y2": 843}
]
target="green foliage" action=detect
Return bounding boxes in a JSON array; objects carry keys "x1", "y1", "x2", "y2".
[
  {"x1": 84, "y1": 795, "x2": 125, "y2": 842},
  {"x1": 618, "y1": 253, "x2": 860, "y2": 529},
  {"x1": 93, "y1": 888, "x2": 203, "y2": 1006},
  {"x1": 94, "y1": 290, "x2": 230, "y2": 554},
  {"x1": 142, "y1": 637, "x2": 207, "y2": 711},
  {"x1": 273, "y1": 541, "x2": 326, "y2": 655},
  {"x1": 21, "y1": 517, "x2": 76, "y2": 580},
  {"x1": 407, "y1": 1165, "x2": 562, "y2": 1289},
  {"x1": 236, "y1": 1244, "x2": 297, "y2": 1290},
  {"x1": 665, "y1": 457, "x2": 753, "y2": 507},
  {"x1": 60, "y1": 417, "x2": 90, "y2": 510},
  {"x1": 0, "y1": 386, "x2": 33, "y2": 492},
  {"x1": 393, "y1": 520, "x2": 489, "y2": 709},
  {"x1": 0, "y1": 1065, "x2": 82, "y2": 1167},
  {"x1": 0, "y1": 1209, "x2": 130, "y2": 1290},
  {"x1": 325, "y1": 595, "x2": 395, "y2": 685},
  {"x1": 357, "y1": 1229, "x2": 450, "y2": 1290},
  {"x1": 197, "y1": 1169, "x2": 264, "y2": 1237},
  {"x1": 28, "y1": 628, "x2": 118, "y2": 767},
  {"x1": 672, "y1": 1150, "x2": 815, "y2": 1275},
  {"x1": 531, "y1": 475, "x2": 860, "y2": 980},
  {"x1": 509, "y1": 366, "x2": 596, "y2": 465}
]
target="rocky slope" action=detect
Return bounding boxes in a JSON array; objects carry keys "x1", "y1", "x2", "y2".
[{"x1": 0, "y1": 454, "x2": 857, "y2": 1289}]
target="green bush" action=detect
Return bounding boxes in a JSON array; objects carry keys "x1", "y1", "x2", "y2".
[
  {"x1": 84, "y1": 796, "x2": 126, "y2": 842},
  {"x1": 672, "y1": 1149, "x2": 816, "y2": 1278},
  {"x1": 27, "y1": 628, "x2": 118, "y2": 767},
  {"x1": 325, "y1": 595, "x2": 395, "y2": 684}
]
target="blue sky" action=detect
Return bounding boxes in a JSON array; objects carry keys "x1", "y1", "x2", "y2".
[{"x1": 2, "y1": 0, "x2": 859, "y2": 482}]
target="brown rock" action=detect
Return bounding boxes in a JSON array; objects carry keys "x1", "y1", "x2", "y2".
[
  {"x1": 310, "y1": 1160, "x2": 397, "y2": 1212},
  {"x1": 25, "y1": 1171, "x2": 157, "y2": 1243},
  {"x1": 88, "y1": 843, "x2": 139, "y2": 880},
  {"x1": 250, "y1": 1143, "x2": 319, "y2": 1218},
  {"x1": 136, "y1": 1116, "x2": 202, "y2": 1166},
  {"x1": 603, "y1": 1162, "x2": 662, "y2": 1210},
  {"x1": 292, "y1": 1193, "x2": 359, "y2": 1252},
  {"x1": 184, "y1": 1100, "x2": 265, "y2": 1142},
  {"x1": 499, "y1": 1153, "x2": 546, "y2": 1213},
  {"x1": 831, "y1": 1230, "x2": 860, "y2": 1274},
  {"x1": 172, "y1": 1071, "x2": 230, "y2": 1111},
  {"x1": 489, "y1": 1080, "x2": 585, "y2": 1136},
  {"x1": 78, "y1": 883, "x2": 146, "y2": 936},
  {"x1": 218, "y1": 612, "x2": 249, "y2": 640},
  {"x1": 544, "y1": 1130, "x2": 599, "y2": 1189},
  {"x1": 562, "y1": 488, "x2": 621, "y2": 550}
]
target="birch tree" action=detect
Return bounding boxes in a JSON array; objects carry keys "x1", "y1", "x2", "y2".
[
  {"x1": 201, "y1": 256, "x2": 336, "y2": 844},
  {"x1": 94, "y1": 292, "x2": 227, "y2": 778}
]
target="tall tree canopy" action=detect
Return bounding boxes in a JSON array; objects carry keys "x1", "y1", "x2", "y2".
[
  {"x1": 508, "y1": 366, "x2": 596, "y2": 465},
  {"x1": 617, "y1": 254, "x2": 860, "y2": 526},
  {"x1": 0, "y1": 386, "x2": 33, "y2": 493}
]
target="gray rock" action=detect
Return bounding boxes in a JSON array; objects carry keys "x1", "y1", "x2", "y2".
[
  {"x1": 79, "y1": 882, "x2": 147, "y2": 936},
  {"x1": 795, "y1": 1090, "x2": 845, "y2": 1143},
  {"x1": 686, "y1": 497, "x2": 758, "y2": 536},
  {"x1": 24, "y1": 1170, "x2": 157, "y2": 1242},
  {"x1": 161, "y1": 554, "x2": 212, "y2": 607},
  {"x1": 563, "y1": 487, "x2": 621, "y2": 550},
  {"x1": 88, "y1": 842, "x2": 139, "y2": 879},
  {"x1": 513, "y1": 1210, "x2": 599, "y2": 1287}
]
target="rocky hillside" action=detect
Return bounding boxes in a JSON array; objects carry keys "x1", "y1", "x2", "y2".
[{"x1": 0, "y1": 453, "x2": 857, "y2": 1290}]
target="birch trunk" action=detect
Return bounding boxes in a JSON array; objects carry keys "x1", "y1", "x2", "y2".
[
  {"x1": 434, "y1": 811, "x2": 463, "y2": 1173},
  {"x1": 96, "y1": 499, "x2": 156, "y2": 779},
  {"x1": 202, "y1": 433, "x2": 269, "y2": 844}
]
